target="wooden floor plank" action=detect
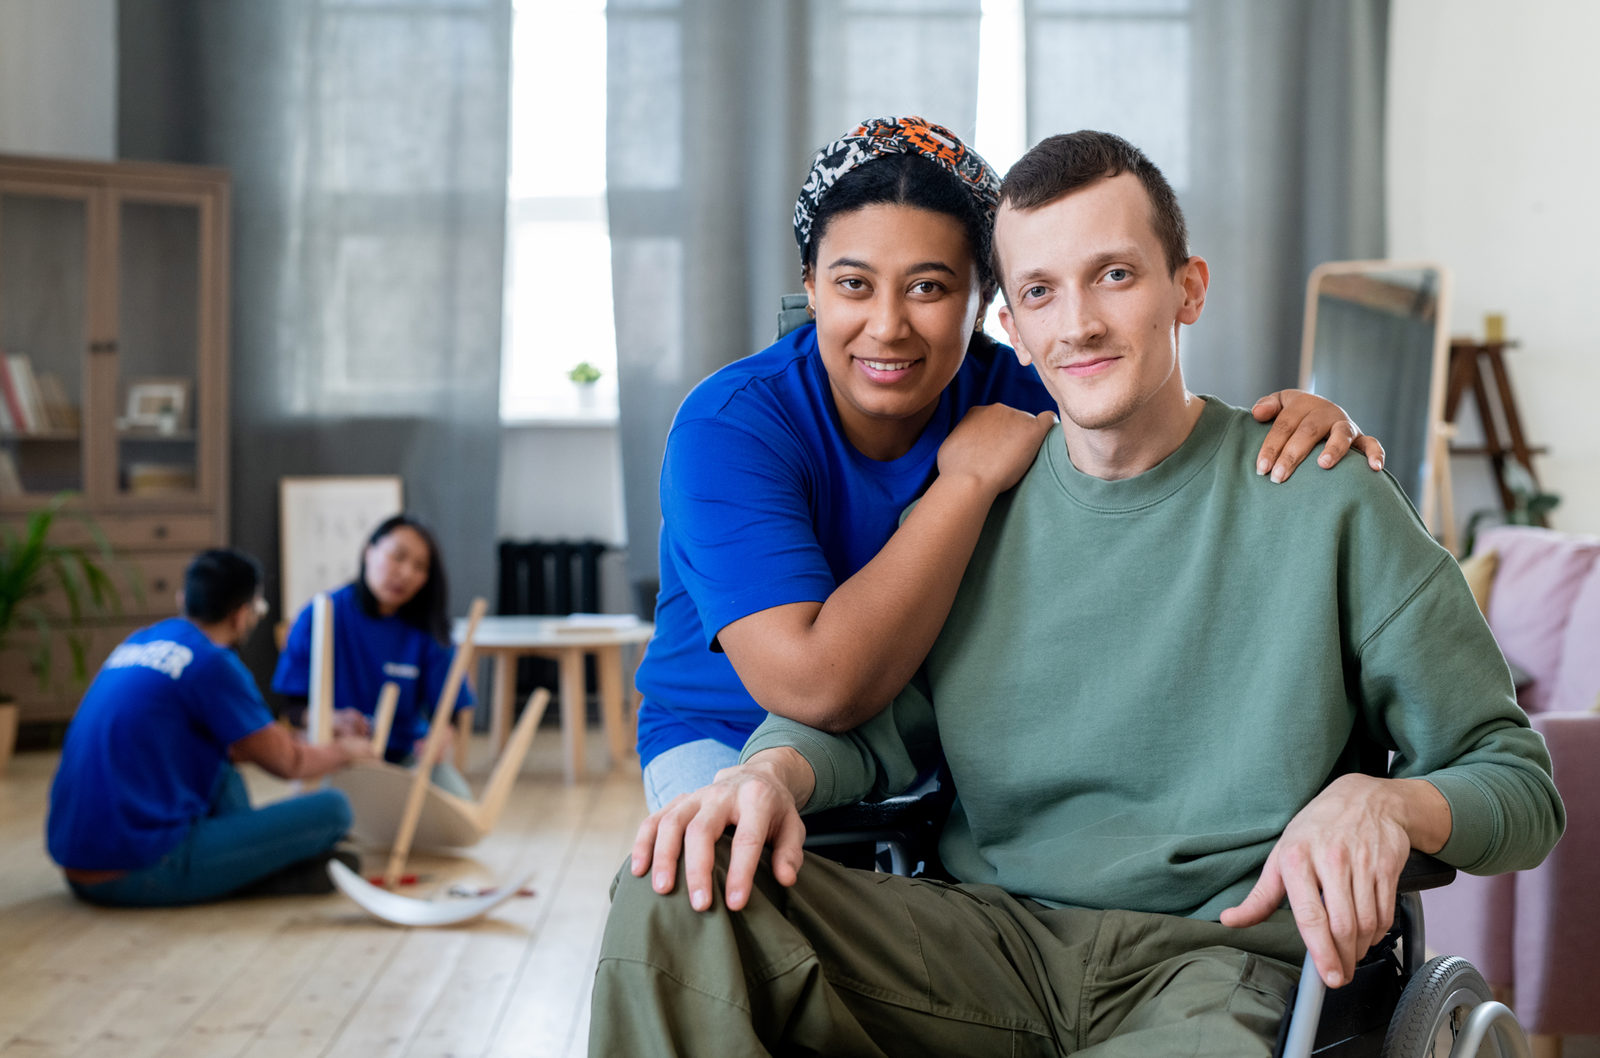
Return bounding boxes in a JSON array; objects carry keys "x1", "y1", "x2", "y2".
[
  {"x1": 0, "y1": 737, "x2": 645, "y2": 1058},
  {"x1": 483, "y1": 773, "x2": 643, "y2": 1058},
  {"x1": 232, "y1": 922, "x2": 409, "y2": 1058},
  {"x1": 153, "y1": 922, "x2": 342, "y2": 1058},
  {"x1": 402, "y1": 781, "x2": 601, "y2": 1058},
  {"x1": 323, "y1": 930, "x2": 471, "y2": 1058}
]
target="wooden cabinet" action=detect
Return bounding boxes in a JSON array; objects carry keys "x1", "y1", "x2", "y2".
[{"x1": 0, "y1": 155, "x2": 230, "y2": 721}]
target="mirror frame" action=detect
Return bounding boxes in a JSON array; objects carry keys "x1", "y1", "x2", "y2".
[{"x1": 1298, "y1": 259, "x2": 1457, "y2": 553}]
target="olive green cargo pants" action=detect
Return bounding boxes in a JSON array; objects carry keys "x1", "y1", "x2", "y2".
[{"x1": 590, "y1": 840, "x2": 1307, "y2": 1057}]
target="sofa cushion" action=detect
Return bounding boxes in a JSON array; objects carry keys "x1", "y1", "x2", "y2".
[
  {"x1": 1474, "y1": 526, "x2": 1600, "y2": 712},
  {"x1": 1549, "y1": 558, "x2": 1600, "y2": 713}
]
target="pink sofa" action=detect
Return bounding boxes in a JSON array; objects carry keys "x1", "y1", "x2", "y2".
[{"x1": 1422, "y1": 525, "x2": 1600, "y2": 1035}]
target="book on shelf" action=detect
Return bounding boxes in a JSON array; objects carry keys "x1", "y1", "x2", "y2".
[
  {"x1": 0, "y1": 350, "x2": 26, "y2": 434},
  {"x1": 7, "y1": 356, "x2": 47, "y2": 434},
  {"x1": 0, "y1": 451, "x2": 22, "y2": 497},
  {"x1": 35, "y1": 373, "x2": 80, "y2": 433}
]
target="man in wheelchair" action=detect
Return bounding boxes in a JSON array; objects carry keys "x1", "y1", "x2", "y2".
[{"x1": 592, "y1": 132, "x2": 1564, "y2": 1057}]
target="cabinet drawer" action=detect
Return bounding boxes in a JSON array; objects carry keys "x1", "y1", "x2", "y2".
[
  {"x1": 27, "y1": 552, "x2": 189, "y2": 621},
  {"x1": 2, "y1": 513, "x2": 217, "y2": 551},
  {"x1": 0, "y1": 623, "x2": 135, "y2": 722}
]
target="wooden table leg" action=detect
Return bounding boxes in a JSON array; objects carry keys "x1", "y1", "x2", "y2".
[
  {"x1": 490, "y1": 652, "x2": 515, "y2": 756},
  {"x1": 559, "y1": 647, "x2": 586, "y2": 784},
  {"x1": 597, "y1": 644, "x2": 628, "y2": 767}
]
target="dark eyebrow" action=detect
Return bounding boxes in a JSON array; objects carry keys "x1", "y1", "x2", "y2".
[{"x1": 826, "y1": 257, "x2": 958, "y2": 277}]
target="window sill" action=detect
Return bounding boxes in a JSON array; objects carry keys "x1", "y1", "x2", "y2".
[{"x1": 500, "y1": 411, "x2": 619, "y2": 428}]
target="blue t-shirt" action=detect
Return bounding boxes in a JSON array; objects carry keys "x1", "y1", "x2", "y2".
[
  {"x1": 271, "y1": 583, "x2": 474, "y2": 762},
  {"x1": 47, "y1": 618, "x2": 276, "y2": 871},
  {"x1": 635, "y1": 323, "x2": 1054, "y2": 766}
]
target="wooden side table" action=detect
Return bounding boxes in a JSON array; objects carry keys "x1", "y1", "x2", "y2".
[{"x1": 454, "y1": 616, "x2": 652, "y2": 784}]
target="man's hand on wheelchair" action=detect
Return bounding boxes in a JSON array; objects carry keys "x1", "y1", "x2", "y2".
[
  {"x1": 630, "y1": 747, "x2": 817, "y2": 913},
  {"x1": 1220, "y1": 774, "x2": 1452, "y2": 990}
]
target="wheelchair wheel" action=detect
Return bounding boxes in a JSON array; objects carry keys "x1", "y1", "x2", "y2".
[{"x1": 1380, "y1": 955, "x2": 1496, "y2": 1057}]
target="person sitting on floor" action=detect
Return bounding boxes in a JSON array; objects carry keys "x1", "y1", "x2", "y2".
[
  {"x1": 47, "y1": 548, "x2": 370, "y2": 907},
  {"x1": 594, "y1": 132, "x2": 1566, "y2": 1057},
  {"x1": 273, "y1": 514, "x2": 474, "y2": 799}
]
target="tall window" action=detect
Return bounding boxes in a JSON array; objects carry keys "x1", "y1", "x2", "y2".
[
  {"x1": 975, "y1": 0, "x2": 1027, "y2": 342},
  {"x1": 500, "y1": 0, "x2": 618, "y2": 422}
]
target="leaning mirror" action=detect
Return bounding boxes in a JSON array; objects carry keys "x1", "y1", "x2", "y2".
[{"x1": 1299, "y1": 260, "x2": 1456, "y2": 551}]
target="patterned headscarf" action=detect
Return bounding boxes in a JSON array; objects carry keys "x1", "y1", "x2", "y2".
[{"x1": 793, "y1": 116, "x2": 1002, "y2": 259}]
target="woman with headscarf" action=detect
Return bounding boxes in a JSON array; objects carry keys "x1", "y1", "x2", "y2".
[{"x1": 634, "y1": 117, "x2": 1385, "y2": 809}]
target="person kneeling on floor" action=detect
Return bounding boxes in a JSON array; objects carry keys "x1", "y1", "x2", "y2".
[{"x1": 47, "y1": 548, "x2": 372, "y2": 907}]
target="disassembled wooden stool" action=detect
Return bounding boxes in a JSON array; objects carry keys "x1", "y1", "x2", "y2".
[{"x1": 303, "y1": 593, "x2": 549, "y2": 924}]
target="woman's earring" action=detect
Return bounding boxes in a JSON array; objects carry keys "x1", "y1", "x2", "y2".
[{"x1": 807, "y1": 302, "x2": 816, "y2": 318}]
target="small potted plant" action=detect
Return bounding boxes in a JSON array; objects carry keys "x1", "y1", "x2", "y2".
[
  {"x1": 0, "y1": 494, "x2": 128, "y2": 772},
  {"x1": 569, "y1": 361, "x2": 602, "y2": 410}
]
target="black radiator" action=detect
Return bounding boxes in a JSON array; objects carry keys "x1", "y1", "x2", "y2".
[{"x1": 495, "y1": 539, "x2": 609, "y2": 711}]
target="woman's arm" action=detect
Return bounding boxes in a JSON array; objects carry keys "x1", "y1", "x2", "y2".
[
  {"x1": 716, "y1": 403, "x2": 1051, "y2": 731},
  {"x1": 720, "y1": 391, "x2": 1386, "y2": 732}
]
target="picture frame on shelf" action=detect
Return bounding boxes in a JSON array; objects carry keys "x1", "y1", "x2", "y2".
[{"x1": 120, "y1": 378, "x2": 191, "y2": 435}]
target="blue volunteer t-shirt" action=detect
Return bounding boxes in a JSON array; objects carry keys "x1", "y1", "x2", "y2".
[
  {"x1": 47, "y1": 618, "x2": 276, "y2": 871},
  {"x1": 635, "y1": 322, "x2": 1054, "y2": 766},
  {"x1": 271, "y1": 583, "x2": 474, "y2": 762}
]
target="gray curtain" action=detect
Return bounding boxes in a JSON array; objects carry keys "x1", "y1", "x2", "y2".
[
  {"x1": 608, "y1": 0, "x2": 983, "y2": 593},
  {"x1": 1026, "y1": 0, "x2": 1387, "y2": 405},
  {"x1": 119, "y1": 0, "x2": 511, "y2": 688}
]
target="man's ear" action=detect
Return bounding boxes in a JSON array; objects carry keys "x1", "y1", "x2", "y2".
[
  {"x1": 997, "y1": 303, "x2": 1033, "y2": 366},
  {"x1": 1175, "y1": 255, "x2": 1210, "y2": 326}
]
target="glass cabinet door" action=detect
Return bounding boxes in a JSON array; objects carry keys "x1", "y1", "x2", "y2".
[
  {"x1": 115, "y1": 197, "x2": 202, "y2": 501},
  {"x1": 0, "y1": 188, "x2": 89, "y2": 498}
]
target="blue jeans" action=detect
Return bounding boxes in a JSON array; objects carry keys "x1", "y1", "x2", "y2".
[
  {"x1": 642, "y1": 738, "x2": 742, "y2": 812},
  {"x1": 70, "y1": 765, "x2": 353, "y2": 907}
]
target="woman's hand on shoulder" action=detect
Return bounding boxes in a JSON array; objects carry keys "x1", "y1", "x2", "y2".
[
  {"x1": 938, "y1": 404, "x2": 1058, "y2": 497},
  {"x1": 1251, "y1": 390, "x2": 1385, "y2": 483}
]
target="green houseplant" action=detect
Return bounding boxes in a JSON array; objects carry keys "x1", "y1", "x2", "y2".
[{"x1": 0, "y1": 494, "x2": 128, "y2": 689}]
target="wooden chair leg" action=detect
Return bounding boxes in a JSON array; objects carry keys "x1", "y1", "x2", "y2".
[
  {"x1": 385, "y1": 598, "x2": 486, "y2": 888},
  {"x1": 475, "y1": 688, "x2": 550, "y2": 832},
  {"x1": 455, "y1": 707, "x2": 473, "y2": 773}
]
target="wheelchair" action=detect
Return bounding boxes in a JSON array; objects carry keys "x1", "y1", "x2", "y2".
[{"x1": 803, "y1": 764, "x2": 1533, "y2": 1058}]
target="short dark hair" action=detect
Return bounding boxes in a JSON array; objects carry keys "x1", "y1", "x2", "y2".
[
  {"x1": 803, "y1": 151, "x2": 996, "y2": 296},
  {"x1": 355, "y1": 514, "x2": 450, "y2": 644},
  {"x1": 997, "y1": 131, "x2": 1190, "y2": 278},
  {"x1": 183, "y1": 548, "x2": 263, "y2": 623}
]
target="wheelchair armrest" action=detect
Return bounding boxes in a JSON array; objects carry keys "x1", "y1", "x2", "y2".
[
  {"x1": 805, "y1": 795, "x2": 928, "y2": 835},
  {"x1": 803, "y1": 765, "x2": 951, "y2": 839},
  {"x1": 1396, "y1": 849, "x2": 1455, "y2": 893}
]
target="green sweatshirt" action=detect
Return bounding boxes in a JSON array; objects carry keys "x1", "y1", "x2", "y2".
[{"x1": 743, "y1": 398, "x2": 1564, "y2": 920}]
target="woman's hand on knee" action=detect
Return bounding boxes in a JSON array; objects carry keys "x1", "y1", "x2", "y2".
[{"x1": 631, "y1": 748, "x2": 815, "y2": 912}]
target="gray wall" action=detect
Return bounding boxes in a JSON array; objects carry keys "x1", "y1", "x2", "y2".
[
  {"x1": 119, "y1": 0, "x2": 511, "y2": 689},
  {"x1": 0, "y1": 0, "x2": 116, "y2": 160}
]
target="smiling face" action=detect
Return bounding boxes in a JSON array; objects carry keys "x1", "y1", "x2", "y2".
[
  {"x1": 363, "y1": 526, "x2": 432, "y2": 615},
  {"x1": 803, "y1": 203, "x2": 983, "y2": 461},
  {"x1": 994, "y1": 173, "x2": 1207, "y2": 431}
]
